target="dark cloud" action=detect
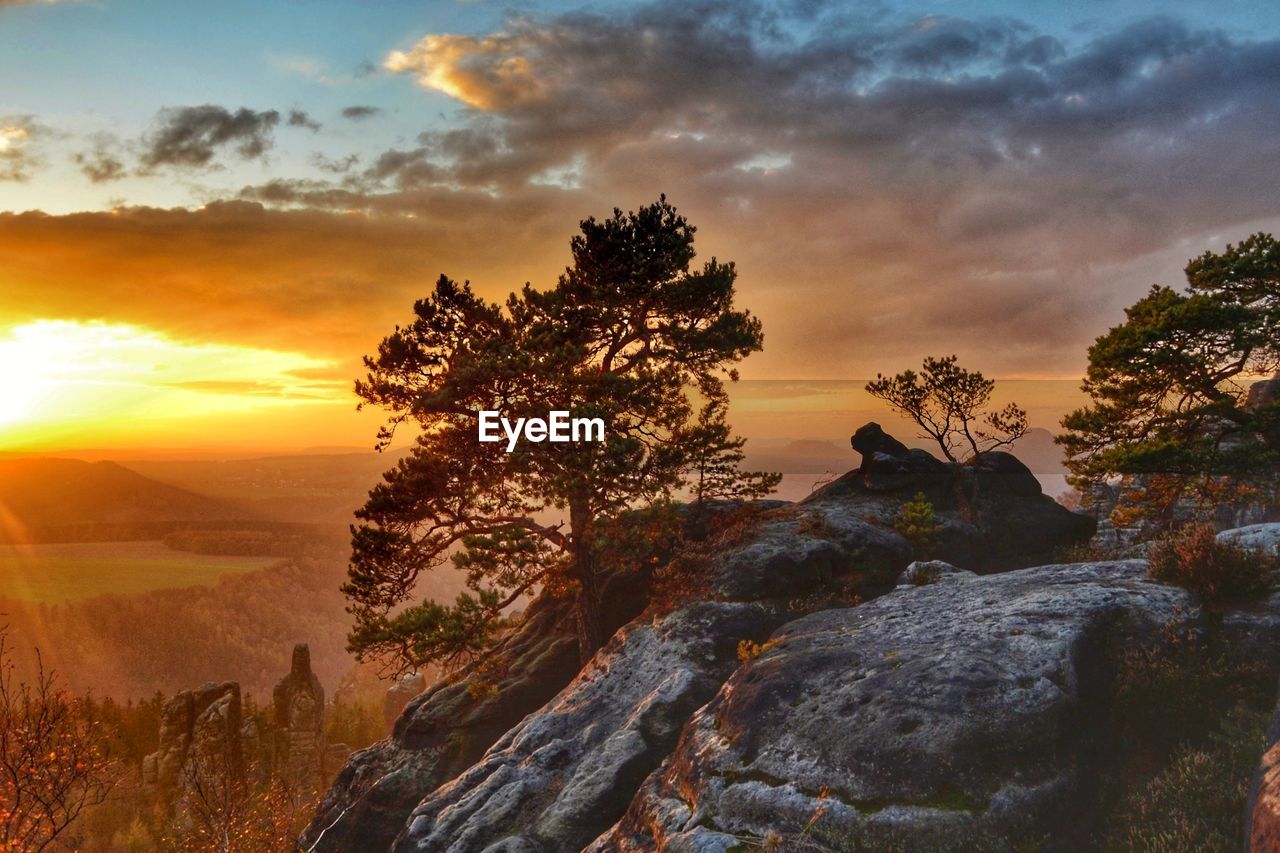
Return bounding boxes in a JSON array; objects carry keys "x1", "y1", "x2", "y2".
[
  {"x1": 341, "y1": 105, "x2": 383, "y2": 121},
  {"x1": 287, "y1": 109, "x2": 322, "y2": 132},
  {"x1": 327, "y1": 3, "x2": 1280, "y2": 376},
  {"x1": 140, "y1": 105, "x2": 281, "y2": 169}
]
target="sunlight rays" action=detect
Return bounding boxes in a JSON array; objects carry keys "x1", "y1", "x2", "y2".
[{"x1": 0, "y1": 320, "x2": 343, "y2": 444}]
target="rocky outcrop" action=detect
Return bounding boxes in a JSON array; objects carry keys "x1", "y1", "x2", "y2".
[
  {"x1": 1220, "y1": 523, "x2": 1280, "y2": 555},
  {"x1": 142, "y1": 681, "x2": 243, "y2": 789},
  {"x1": 309, "y1": 426, "x2": 1095, "y2": 851},
  {"x1": 395, "y1": 602, "x2": 777, "y2": 852},
  {"x1": 274, "y1": 643, "x2": 326, "y2": 787},
  {"x1": 301, "y1": 563, "x2": 652, "y2": 852},
  {"x1": 598, "y1": 562, "x2": 1194, "y2": 851},
  {"x1": 833, "y1": 424, "x2": 1094, "y2": 570},
  {"x1": 385, "y1": 673, "x2": 427, "y2": 731}
]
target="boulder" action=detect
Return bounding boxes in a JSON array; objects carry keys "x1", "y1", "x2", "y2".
[
  {"x1": 394, "y1": 602, "x2": 778, "y2": 852},
  {"x1": 970, "y1": 450, "x2": 1043, "y2": 498},
  {"x1": 301, "y1": 561, "x2": 652, "y2": 852},
  {"x1": 850, "y1": 421, "x2": 911, "y2": 460},
  {"x1": 1249, "y1": 374, "x2": 1280, "y2": 411},
  {"x1": 818, "y1": 426, "x2": 1094, "y2": 571},
  {"x1": 895, "y1": 559, "x2": 972, "y2": 587},
  {"x1": 597, "y1": 562, "x2": 1198, "y2": 851},
  {"x1": 1219, "y1": 523, "x2": 1280, "y2": 555}
]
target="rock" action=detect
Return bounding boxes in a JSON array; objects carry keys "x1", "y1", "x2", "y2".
[
  {"x1": 895, "y1": 559, "x2": 972, "y2": 587},
  {"x1": 1219, "y1": 523, "x2": 1280, "y2": 555},
  {"x1": 850, "y1": 421, "x2": 910, "y2": 461},
  {"x1": 861, "y1": 448, "x2": 951, "y2": 492},
  {"x1": 596, "y1": 562, "x2": 1194, "y2": 851},
  {"x1": 383, "y1": 492, "x2": 924, "y2": 851},
  {"x1": 301, "y1": 562, "x2": 652, "y2": 852},
  {"x1": 1248, "y1": 686, "x2": 1280, "y2": 851},
  {"x1": 1248, "y1": 696, "x2": 1280, "y2": 850},
  {"x1": 970, "y1": 450, "x2": 1043, "y2": 498},
  {"x1": 394, "y1": 602, "x2": 779, "y2": 852},
  {"x1": 309, "y1": 427, "x2": 1095, "y2": 850},
  {"x1": 274, "y1": 643, "x2": 326, "y2": 787},
  {"x1": 815, "y1": 427, "x2": 1094, "y2": 571},
  {"x1": 145, "y1": 681, "x2": 243, "y2": 790},
  {"x1": 1249, "y1": 374, "x2": 1280, "y2": 410},
  {"x1": 385, "y1": 672, "x2": 427, "y2": 731}
]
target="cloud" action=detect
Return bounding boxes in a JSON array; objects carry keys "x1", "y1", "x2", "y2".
[
  {"x1": 384, "y1": 30, "x2": 546, "y2": 109},
  {"x1": 13, "y1": 3, "x2": 1280, "y2": 381},
  {"x1": 341, "y1": 105, "x2": 383, "y2": 121},
  {"x1": 287, "y1": 109, "x2": 322, "y2": 132},
  {"x1": 140, "y1": 105, "x2": 281, "y2": 169},
  {"x1": 0, "y1": 199, "x2": 580, "y2": 368},
  {"x1": 339, "y1": 4, "x2": 1280, "y2": 376},
  {"x1": 72, "y1": 135, "x2": 127, "y2": 183},
  {"x1": 0, "y1": 116, "x2": 43, "y2": 181}
]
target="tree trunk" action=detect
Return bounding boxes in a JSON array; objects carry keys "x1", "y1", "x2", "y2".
[{"x1": 569, "y1": 498, "x2": 605, "y2": 666}]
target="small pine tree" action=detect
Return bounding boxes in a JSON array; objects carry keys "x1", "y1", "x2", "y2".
[
  {"x1": 894, "y1": 492, "x2": 942, "y2": 558},
  {"x1": 684, "y1": 395, "x2": 781, "y2": 533}
]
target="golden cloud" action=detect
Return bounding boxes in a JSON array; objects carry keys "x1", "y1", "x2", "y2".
[
  {"x1": 385, "y1": 32, "x2": 546, "y2": 110},
  {"x1": 0, "y1": 200, "x2": 579, "y2": 363}
]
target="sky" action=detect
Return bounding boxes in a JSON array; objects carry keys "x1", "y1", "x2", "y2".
[{"x1": 2, "y1": 0, "x2": 1280, "y2": 452}]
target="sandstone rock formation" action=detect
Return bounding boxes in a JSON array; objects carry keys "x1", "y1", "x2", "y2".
[
  {"x1": 597, "y1": 561, "x2": 1191, "y2": 850},
  {"x1": 143, "y1": 681, "x2": 243, "y2": 789},
  {"x1": 384, "y1": 672, "x2": 427, "y2": 731},
  {"x1": 307, "y1": 427, "x2": 1096, "y2": 851},
  {"x1": 301, "y1": 561, "x2": 652, "y2": 851},
  {"x1": 274, "y1": 643, "x2": 326, "y2": 787}
]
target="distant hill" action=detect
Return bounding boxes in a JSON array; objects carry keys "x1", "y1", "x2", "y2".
[
  {"x1": 0, "y1": 458, "x2": 251, "y2": 543},
  {"x1": 125, "y1": 451, "x2": 408, "y2": 524}
]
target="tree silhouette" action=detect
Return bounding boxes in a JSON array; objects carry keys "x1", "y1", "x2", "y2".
[
  {"x1": 1059, "y1": 233, "x2": 1280, "y2": 522},
  {"x1": 345, "y1": 197, "x2": 771, "y2": 672},
  {"x1": 866, "y1": 355, "x2": 1028, "y2": 462}
]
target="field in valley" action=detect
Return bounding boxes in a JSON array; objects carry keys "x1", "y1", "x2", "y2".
[{"x1": 0, "y1": 540, "x2": 276, "y2": 603}]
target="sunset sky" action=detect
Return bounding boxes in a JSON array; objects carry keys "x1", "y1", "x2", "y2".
[{"x1": 2, "y1": 0, "x2": 1280, "y2": 452}]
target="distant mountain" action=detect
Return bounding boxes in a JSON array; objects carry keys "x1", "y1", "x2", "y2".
[
  {"x1": 742, "y1": 439, "x2": 851, "y2": 474},
  {"x1": 0, "y1": 458, "x2": 250, "y2": 543}
]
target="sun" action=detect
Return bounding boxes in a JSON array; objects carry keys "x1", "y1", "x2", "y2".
[
  {"x1": 0, "y1": 319, "x2": 345, "y2": 447},
  {"x1": 0, "y1": 325, "x2": 59, "y2": 426}
]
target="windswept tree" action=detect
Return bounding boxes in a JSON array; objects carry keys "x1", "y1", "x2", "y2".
[
  {"x1": 1059, "y1": 233, "x2": 1280, "y2": 522},
  {"x1": 344, "y1": 198, "x2": 772, "y2": 674},
  {"x1": 865, "y1": 355, "x2": 1028, "y2": 462}
]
